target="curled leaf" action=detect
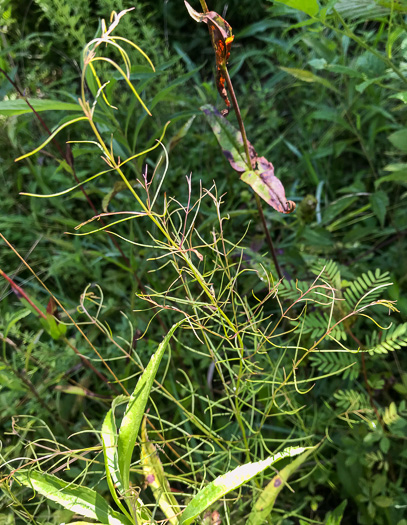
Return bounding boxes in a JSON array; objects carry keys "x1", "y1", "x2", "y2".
[
  {"x1": 185, "y1": 1, "x2": 234, "y2": 109},
  {"x1": 201, "y1": 104, "x2": 296, "y2": 214}
]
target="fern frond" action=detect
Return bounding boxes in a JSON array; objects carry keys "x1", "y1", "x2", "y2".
[
  {"x1": 309, "y1": 352, "x2": 359, "y2": 380},
  {"x1": 334, "y1": 389, "x2": 369, "y2": 410},
  {"x1": 310, "y1": 259, "x2": 341, "y2": 291},
  {"x1": 278, "y1": 279, "x2": 312, "y2": 301},
  {"x1": 344, "y1": 269, "x2": 391, "y2": 310},
  {"x1": 302, "y1": 311, "x2": 347, "y2": 341},
  {"x1": 383, "y1": 402, "x2": 399, "y2": 426},
  {"x1": 366, "y1": 323, "x2": 407, "y2": 355}
]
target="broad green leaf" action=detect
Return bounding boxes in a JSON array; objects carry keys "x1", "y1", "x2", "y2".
[
  {"x1": 325, "y1": 500, "x2": 347, "y2": 524},
  {"x1": 370, "y1": 191, "x2": 389, "y2": 226},
  {"x1": 141, "y1": 417, "x2": 181, "y2": 524},
  {"x1": 280, "y1": 67, "x2": 339, "y2": 93},
  {"x1": 388, "y1": 129, "x2": 407, "y2": 152},
  {"x1": 201, "y1": 105, "x2": 295, "y2": 213},
  {"x1": 375, "y1": 171, "x2": 407, "y2": 188},
  {"x1": 390, "y1": 91, "x2": 407, "y2": 104},
  {"x1": 118, "y1": 320, "x2": 183, "y2": 492},
  {"x1": 13, "y1": 470, "x2": 132, "y2": 525},
  {"x1": 0, "y1": 99, "x2": 81, "y2": 116},
  {"x1": 246, "y1": 445, "x2": 318, "y2": 525},
  {"x1": 271, "y1": 0, "x2": 319, "y2": 17},
  {"x1": 178, "y1": 446, "x2": 308, "y2": 525}
]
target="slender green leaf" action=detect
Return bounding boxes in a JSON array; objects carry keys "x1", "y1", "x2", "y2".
[
  {"x1": 118, "y1": 320, "x2": 183, "y2": 492},
  {"x1": 0, "y1": 99, "x2": 81, "y2": 116},
  {"x1": 179, "y1": 447, "x2": 308, "y2": 525},
  {"x1": 246, "y1": 445, "x2": 318, "y2": 525},
  {"x1": 101, "y1": 396, "x2": 133, "y2": 521},
  {"x1": 280, "y1": 67, "x2": 339, "y2": 93},
  {"x1": 141, "y1": 417, "x2": 180, "y2": 524},
  {"x1": 325, "y1": 500, "x2": 347, "y2": 524},
  {"x1": 13, "y1": 470, "x2": 132, "y2": 525}
]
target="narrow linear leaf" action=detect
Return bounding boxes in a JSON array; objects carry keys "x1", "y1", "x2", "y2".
[
  {"x1": 325, "y1": 499, "x2": 347, "y2": 525},
  {"x1": 0, "y1": 98, "x2": 82, "y2": 116},
  {"x1": 246, "y1": 445, "x2": 319, "y2": 525},
  {"x1": 13, "y1": 470, "x2": 132, "y2": 525},
  {"x1": 141, "y1": 417, "x2": 181, "y2": 524},
  {"x1": 280, "y1": 67, "x2": 339, "y2": 93},
  {"x1": 118, "y1": 320, "x2": 184, "y2": 492},
  {"x1": 101, "y1": 396, "x2": 132, "y2": 520},
  {"x1": 179, "y1": 446, "x2": 308, "y2": 525}
]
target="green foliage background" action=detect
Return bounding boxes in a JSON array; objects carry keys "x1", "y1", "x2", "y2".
[{"x1": 1, "y1": 0, "x2": 407, "y2": 524}]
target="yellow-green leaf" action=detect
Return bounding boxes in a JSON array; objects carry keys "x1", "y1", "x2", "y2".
[{"x1": 141, "y1": 417, "x2": 180, "y2": 524}]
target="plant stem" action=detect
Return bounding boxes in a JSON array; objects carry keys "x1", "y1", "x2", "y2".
[
  {"x1": 223, "y1": 66, "x2": 283, "y2": 279},
  {"x1": 199, "y1": 0, "x2": 209, "y2": 12}
]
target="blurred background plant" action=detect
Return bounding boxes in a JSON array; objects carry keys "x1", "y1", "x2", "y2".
[{"x1": 1, "y1": 0, "x2": 407, "y2": 524}]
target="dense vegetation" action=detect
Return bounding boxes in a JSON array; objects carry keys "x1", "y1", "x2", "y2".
[{"x1": 1, "y1": 1, "x2": 407, "y2": 524}]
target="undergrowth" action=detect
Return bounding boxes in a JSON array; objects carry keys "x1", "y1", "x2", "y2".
[{"x1": 1, "y1": 1, "x2": 407, "y2": 524}]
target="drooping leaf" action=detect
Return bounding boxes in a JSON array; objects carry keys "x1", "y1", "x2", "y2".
[
  {"x1": 201, "y1": 104, "x2": 295, "y2": 213},
  {"x1": 388, "y1": 129, "x2": 407, "y2": 152},
  {"x1": 370, "y1": 190, "x2": 389, "y2": 226},
  {"x1": 141, "y1": 417, "x2": 181, "y2": 524},
  {"x1": 280, "y1": 67, "x2": 339, "y2": 93},
  {"x1": 184, "y1": 1, "x2": 234, "y2": 110},
  {"x1": 13, "y1": 470, "x2": 132, "y2": 525},
  {"x1": 271, "y1": 0, "x2": 320, "y2": 17},
  {"x1": 0, "y1": 98, "x2": 82, "y2": 116},
  {"x1": 246, "y1": 445, "x2": 318, "y2": 525},
  {"x1": 178, "y1": 446, "x2": 308, "y2": 525},
  {"x1": 117, "y1": 320, "x2": 183, "y2": 492}
]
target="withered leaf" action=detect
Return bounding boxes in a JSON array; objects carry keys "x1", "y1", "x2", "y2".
[
  {"x1": 185, "y1": 1, "x2": 234, "y2": 109},
  {"x1": 201, "y1": 104, "x2": 296, "y2": 214}
]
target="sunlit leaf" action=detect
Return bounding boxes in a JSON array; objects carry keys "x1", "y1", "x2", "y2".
[
  {"x1": 246, "y1": 445, "x2": 318, "y2": 524},
  {"x1": 117, "y1": 321, "x2": 184, "y2": 492},
  {"x1": 0, "y1": 98, "x2": 82, "y2": 116},
  {"x1": 13, "y1": 470, "x2": 132, "y2": 525},
  {"x1": 271, "y1": 0, "x2": 319, "y2": 17},
  {"x1": 179, "y1": 446, "x2": 308, "y2": 525}
]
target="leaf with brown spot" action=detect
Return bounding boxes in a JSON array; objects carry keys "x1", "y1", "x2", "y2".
[
  {"x1": 246, "y1": 445, "x2": 319, "y2": 525},
  {"x1": 201, "y1": 104, "x2": 296, "y2": 214},
  {"x1": 185, "y1": 1, "x2": 234, "y2": 109}
]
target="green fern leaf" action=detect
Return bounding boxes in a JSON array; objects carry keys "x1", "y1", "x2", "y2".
[
  {"x1": 344, "y1": 269, "x2": 391, "y2": 310},
  {"x1": 309, "y1": 352, "x2": 359, "y2": 380},
  {"x1": 366, "y1": 323, "x2": 407, "y2": 355},
  {"x1": 334, "y1": 389, "x2": 369, "y2": 410},
  {"x1": 310, "y1": 259, "x2": 341, "y2": 291}
]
